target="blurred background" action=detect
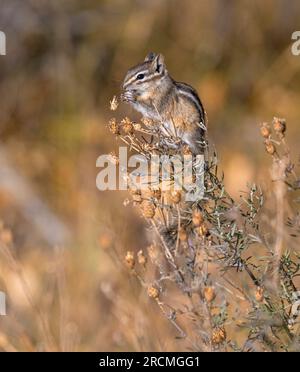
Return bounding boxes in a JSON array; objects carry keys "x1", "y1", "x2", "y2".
[{"x1": 0, "y1": 0, "x2": 300, "y2": 351}]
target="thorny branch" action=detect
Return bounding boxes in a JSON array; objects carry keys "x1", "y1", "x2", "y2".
[{"x1": 109, "y1": 102, "x2": 300, "y2": 351}]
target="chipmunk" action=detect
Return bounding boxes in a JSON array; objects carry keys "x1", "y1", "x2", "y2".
[{"x1": 121, "y1": 52, "x2": 207, "y2": 153}]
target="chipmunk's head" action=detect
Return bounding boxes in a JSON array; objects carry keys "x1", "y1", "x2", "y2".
[{"x1": 121, "y1": 52, "x2": 168, "y2": 104}]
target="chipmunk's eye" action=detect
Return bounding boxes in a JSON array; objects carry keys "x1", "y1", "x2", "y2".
[{"x1": 136, "y1": 73, "x2": 145, "y2": 80}]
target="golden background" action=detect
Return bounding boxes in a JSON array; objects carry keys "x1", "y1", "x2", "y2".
[{"x1": 0, "y1": 0, "x2": 299, "y2": 351}]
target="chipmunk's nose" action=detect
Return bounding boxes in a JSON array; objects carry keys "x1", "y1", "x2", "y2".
[{"x1": 122, "y1": 77, "x2": 129, "y2": 90}]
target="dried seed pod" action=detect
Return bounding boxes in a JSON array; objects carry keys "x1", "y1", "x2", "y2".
[
  {"x1": 273, "y1": 117, "x2": 286, "y2": 136},
  {"x1": 110, "y1": 96, "x2": 119, "y2": 111},
  {"x1": 170, "y1": 190, "x2": 181, "y2": 204},
  {"x1": 255, "y1": 286, "x2": 264, "y2": 302},
  {"x1": 212, "y1": 327, "x2": 226, "y2": 345},
  {"x1": 137, "y1": 250, "x2": 147, "y2": 267},
  {"x1": 148, "y1": 188, "x2": 161, "y2": 200},
  {"x1": 147, "y1": 244, "x2": 159, "y2": 262},
  {"x1": 178, "y1": 227, "x2": 188, "y2": 242},
  {"x1": 108, "y1": 118, "x2": 119, "y2": 135},
  {"x1": 147, "y1": 285, "x2": 159, "y2": 299},
  {"x1": 141, "y1": 201, "x2": 156, "y2": 219},
  {"x1": 264, "y1": 139, "x2": 276, "y2": 155},
  {"x1": 123, "y1": 198, "x2": 130, "y2": 207},
  {"x1": 121, "y1": 117, "x2": 134, "y2": 134},
  {"x1": 125, "y1": 251, "x2": 135, "y2": 269},
  {"x1": 192, "y1": 209, "x2": 204, "y2": 227},
  {"x1": 133, "y1": 123, "x2": 142, "y2": 131},
  {"x1": 204, "y1": 286, "x2": 216, "y2": 303},
  {"x1": 260, "y1": 122, "x2": 271, "y2": 138},
  {"x1": 141, "y1": 117, "x2": 155, "y2": 127}
]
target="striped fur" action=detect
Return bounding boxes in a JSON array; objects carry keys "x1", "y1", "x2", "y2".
[{"x1": 175, "y1": 82, "x2": 206, "y2": 124}]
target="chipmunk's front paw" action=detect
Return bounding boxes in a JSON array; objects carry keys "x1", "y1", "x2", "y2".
[{"x1": 121, "y1": 90, "x2": 136, "y2": 103}]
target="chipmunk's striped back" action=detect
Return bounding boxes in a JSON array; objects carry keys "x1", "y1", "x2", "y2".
[
  {"x1": 174, "y1": 81, "x2": 206, "y2": 128},
  {"x1": 122, "y1": 52, "x2": 207, "y2": 153}
]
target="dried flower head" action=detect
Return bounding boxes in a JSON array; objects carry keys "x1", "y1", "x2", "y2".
[
  {"x1": 147, "y1": 244, "x2": 159, "y2": 262},
  {"x1": 121, "y1": 117, "x2": 134, "y2": 134},
  {"x1": 130, "y1": 189, "x2": 142, "y2": 203},
  {"x1": 170, "y1": 190, "x2": 181, "y2": 204},
  {"x1": 147, "y1": 285, "x2": 159, "y2": 299},
  {"x1": 212, "y1": 327, "x2": 226, "y2": 345},
  {"x1": 192, "y1": 209, "x2": 204, "y2": 227},
  {"x1": 141, "y1": 201, "x2": 156, "y2": 219},
  {"x1": 108, "y1": 118, "x2": 120, "y2": 135},
  {"x1": 264, "y1": 139, "x2": 276, "y2": 155},
  {"x1": 204, "y1": 286, "x2": 216, "y2": 303},
  {"x1": 260, "y1": 122, "x2": 271, "y2": 138},
  {"x1": 273, "y1": 117, "x2": 286, "y2": 137},
  {"x1": 110, "y1": 96, "x2": 119, "y2": 111},
  {"x1": 255, "y1": 286, "x2": 264, "y2": 302},
  {"x1": 137, "y1": 250, "x2": 147, "y2": 267},
  {"x1": 141, "y1": 117, "x2": 155, "y2": 127},
  {"x1": 133, "y1": 123, "x2": 142, "y2": 131},
  {"x1": 123, "y1": 198, "x2": 130, "y2": 207},
  {"x1": 125, "y1": 251, "x2": 135, "y2": 269}
]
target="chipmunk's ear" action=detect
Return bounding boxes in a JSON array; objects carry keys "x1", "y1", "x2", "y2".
[
  {"x1": 150, "y1": 53, "x2": 165, "y2": 74},
  {"x1": 144, "y1": 52, "x2": 156, "y2": 62}
]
